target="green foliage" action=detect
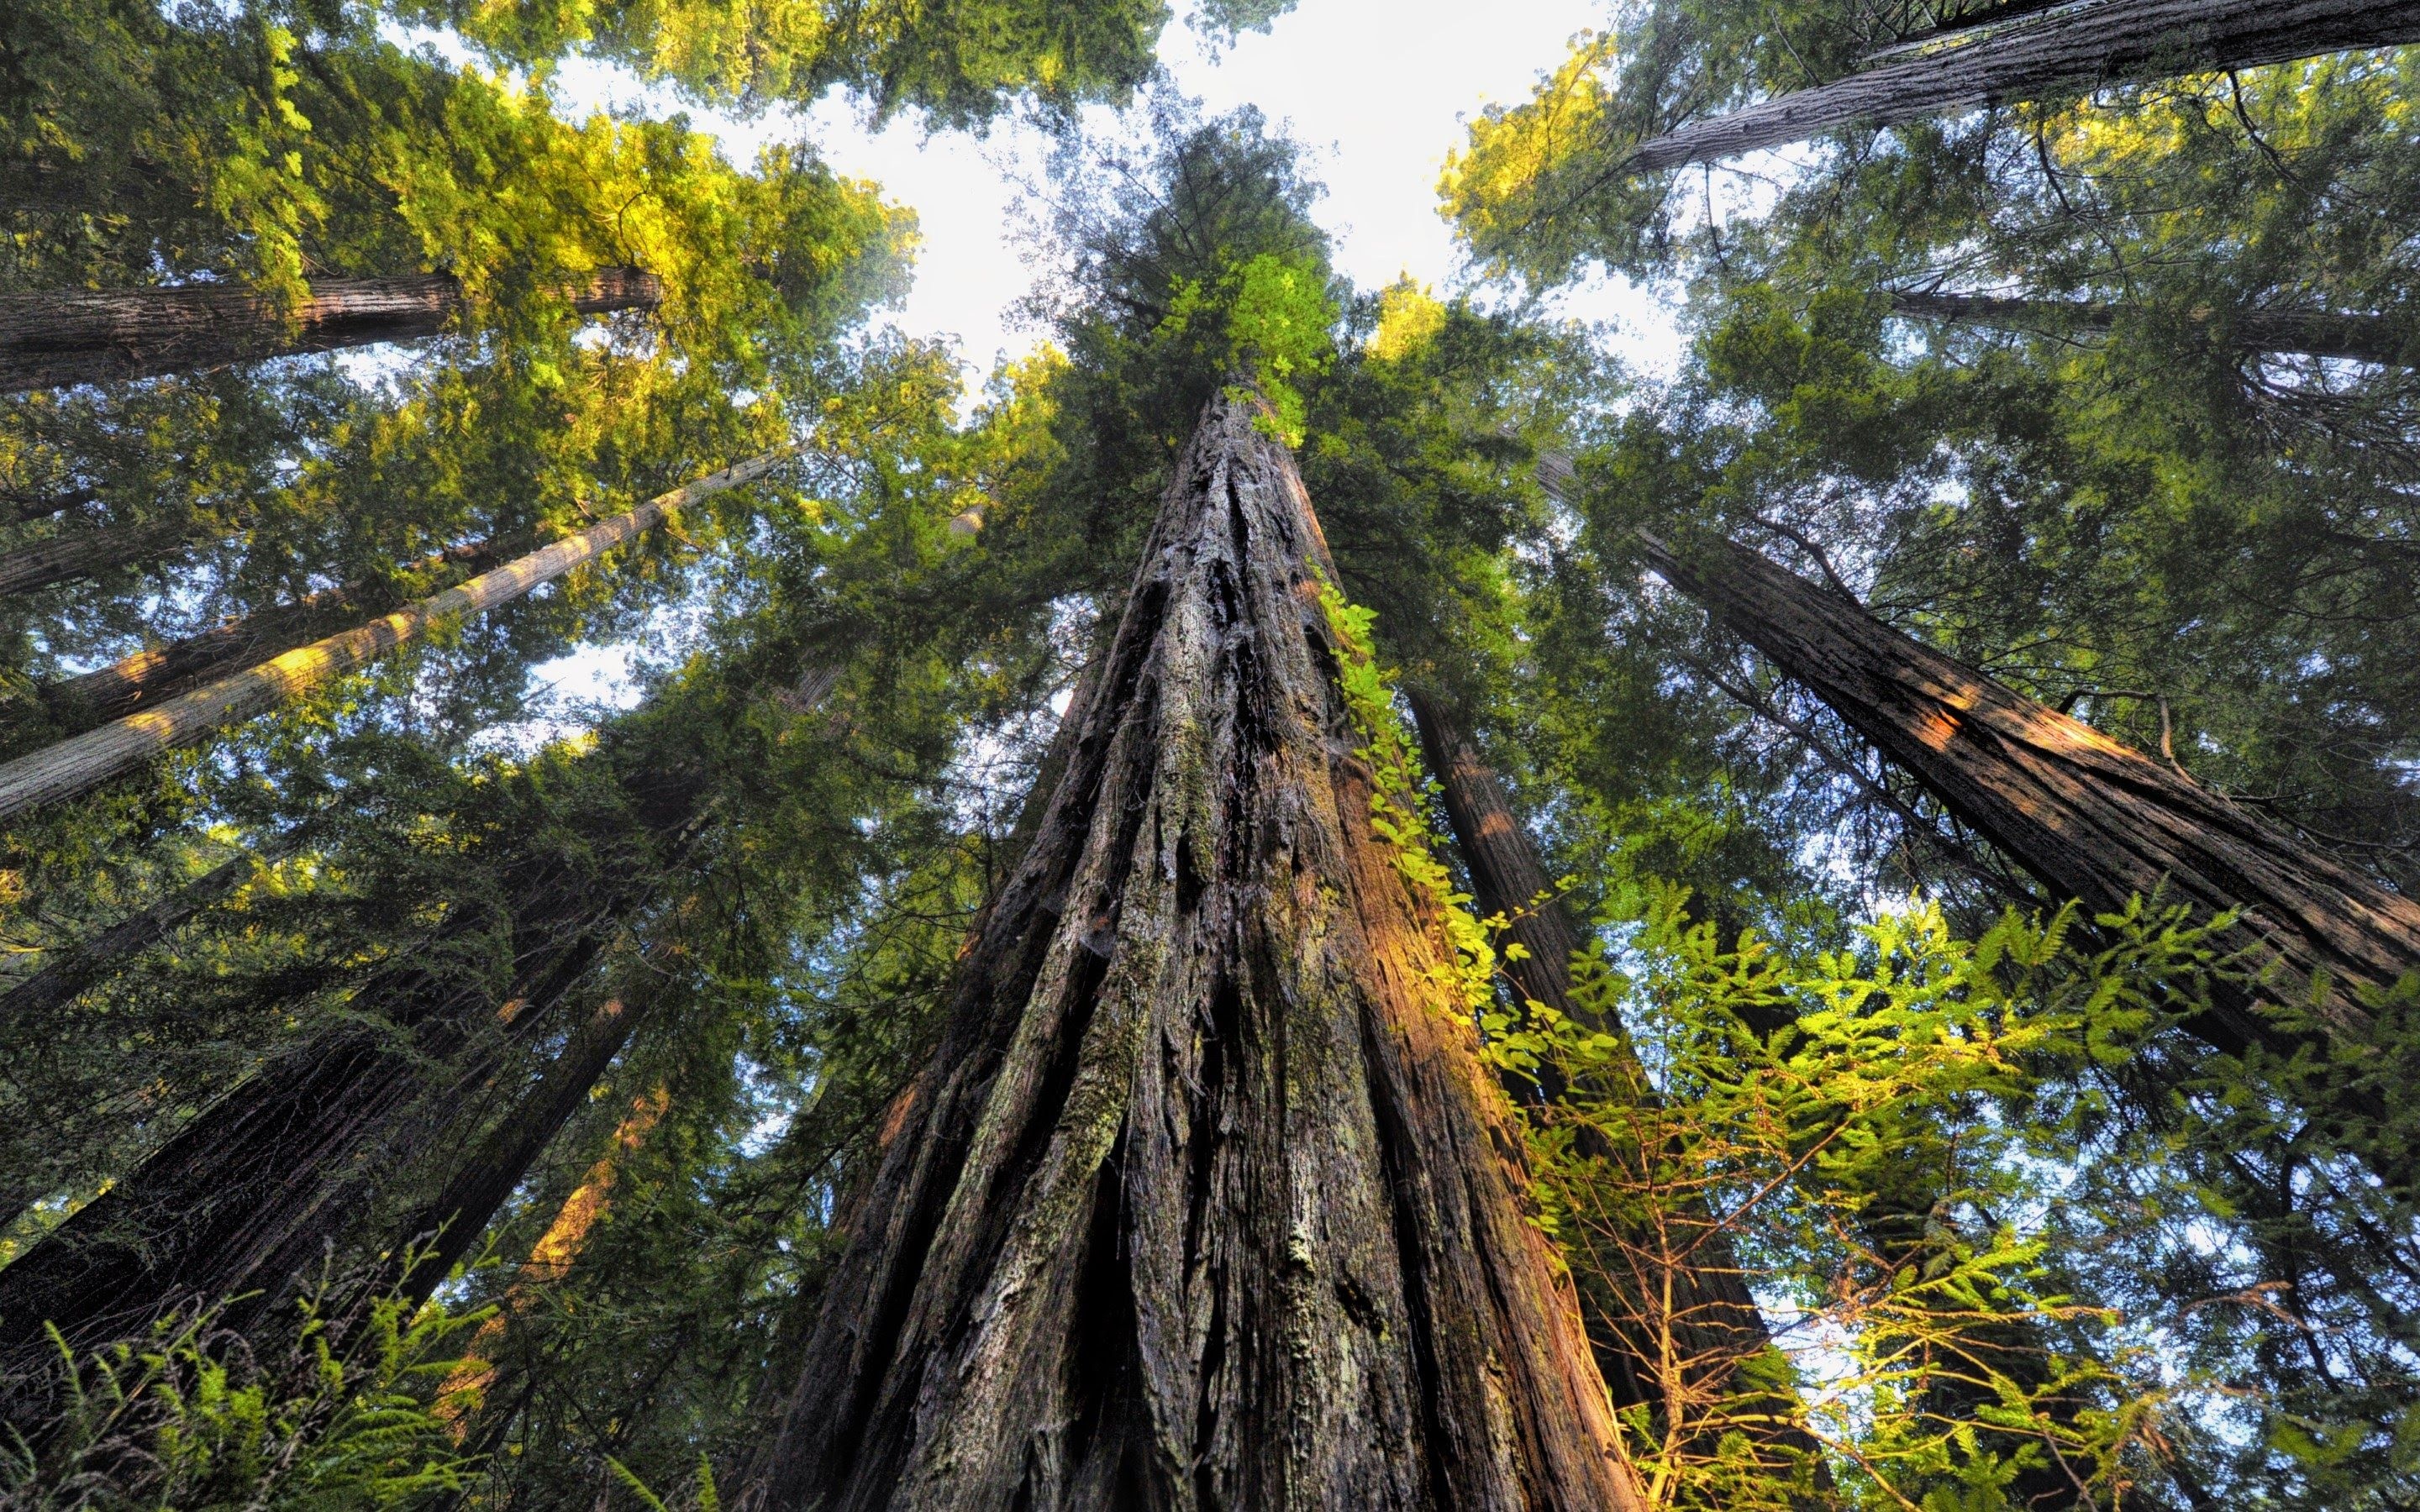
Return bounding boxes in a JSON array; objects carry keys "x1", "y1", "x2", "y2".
[
  {"x1": 3, "y1": 1284, "x2": 481, "y2": 1507},
  {"x1": 392, "y1": 0, "x2": 1182, "y2": 123},
  {"x1": 1499, "y1": 886, "x2": 2251, "y2": 1508},
  {"x1": 1315, "y1": 573, "x2": 1497, "y2": 1018}
]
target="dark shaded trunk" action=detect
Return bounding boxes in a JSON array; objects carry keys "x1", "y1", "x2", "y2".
[
  {"x1": 387, "y1": 986, "x2": 653, "y2": 1308},
  {"x1": 1639, "y1": 530, "x2": 2420, "y2": 1055},
  {"x1": 1406, "y1": 689, "x2": 1793, "y2": 1434},
  {"x1": 0, "y1": 269, "x2": 660, "y2": 394},
  {"x1": 373, "y1": 664, "x2": 835, "y2": 1308},
  {"x1": 1628, "y1": 0, "x2": 2420, "y2": 171},
  {"x1": 29, "y1": 542, "x2": 502, "y2": 734},
  {"x1": 0, "y1": 839, "x2": 294, "y2": 1026},
  {"x1": 0, "y1": 515, "x2": 202, "y2": 600},
  {"x1": 1890, "y1": 289, "x2": 2417, "y2": 365},
  {"x1": 0, "y1": 488, "x2": 97, "y2": 529},
  {"x1": 746, "y1": 392, "x2": 1641, "y2": 1512},
  {"x1": 0, "y1": 763, "x2": 704, "y2": 1425}
]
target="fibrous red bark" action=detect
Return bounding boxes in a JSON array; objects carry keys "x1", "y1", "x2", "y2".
[
  {"x1": 0, "y1": 269, "x2": 660, "y2": 393},
  {"x1": 749, "y1": 392, "x2": 1640, "y2": 1512},
  {"x1": 1628, "y1": 0, "x2": 2420, "y2": 171},
  {"x1": 1889, "y1": 289, "x2": 2416, "y2": 366},
  {"x1": 1639, "y1": 530, "x2": 2420, "y2": 1053}
]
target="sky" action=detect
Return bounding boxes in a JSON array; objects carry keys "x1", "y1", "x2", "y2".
[
  {"x1": 545, "y1": 0, "x2": 1670, "y2": 385},
  {"x1": 516, "y1": 0, "x2": 1670, "y2": 726}
]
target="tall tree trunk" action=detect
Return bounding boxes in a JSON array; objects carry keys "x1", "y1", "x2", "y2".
[
  {"x1": 0, "y1": 452, "x2": 783, "y2": 821},
  {"x1": 0, "y1": 270, "x2": 660, "y2": 394},
  {"x1": 1637, "y1": 529, "x2": 2420, "y2": 1056},
  {"x1": 0, "y1": 759, "x2": 704, "y2": 1425},
  {"x1": 431, "y1": 1076, "x2": 673, "y2": 1430},
  {"x1": 0, "y1": 839, "x2": 292, "y2": 1025},
  {"x1": 746, "y1": 392, "x2": 1641, "y2": 1512},
  {"x1": 1627, "y1": 0, "x2": 2420, "y2": 171},
  {"x1": 29, "y1": 542, "x2": 502, "y2": 733},
  {"x1": 1889, "y1": 289, "x2": 2417, "y2": 365},
  {"x1": 0, "y1": 515, "x2": 204, "y2": 600},
  {"x1": 1405, "y1": 689, "x2": 1795, "y2": 1436},
  {"x1": 387, "y1": 985, "x2": 654, "y2": 1310}
]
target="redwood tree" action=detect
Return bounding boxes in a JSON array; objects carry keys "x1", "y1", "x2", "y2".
[
  {"x1": 1639, "y1": 529, "x2": 2420, "y2": 1054},
  {"x1": 1405, "y1": 690, "x2": 1786, "y2": 1418},
  {"x1": 0, "y1": 753, "x2": 702, "y2": 1425},
  {"x1": 0, "y1": 270, "x2": 660, "y2": 395},
  {"x1": 1888, "y1": 289, "x2": 2416, "y2": 365},
  {"x1": 1626, "y1": 0, "x2": 2420, "y2": 171},
  {"x1": 748, "y1": 392, "x2": 1641, "y2": 1510}
]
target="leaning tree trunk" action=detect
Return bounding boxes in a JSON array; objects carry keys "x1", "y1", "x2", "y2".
[
  {"x1": 0, "y1": 514, "x2": 205, "y2": 600},
  {"x1": 0, "y1": 838, "x2": 294, "y2": 1025},
  {"x1": 0, "y1": 487, "x2": 97, "y2": 529},
  {"x1": 381, "y1": 654, "x2": 835, "y2": 1308},
  {"x1": 0, "y1": 269, "x2": 660, "y2": 393},
  {"x1": 1889, "y1": 289, "x2": 2417, "y2": 365},
  {"x1": 0, "y1": 452, "x2": 782, "y2": 821},
  {"x1": 747, "y1": 392, "x2": 1640, "y2": 1512},
  {"x1": 1639, "y1": 530, "x2": 2420, "y2": 1056},
  {"x1": 1405, "y1": 689, "x2": 1792, "y2": 1434},
  {"x1": 387, "y1": 984, "x2": 655, "y2": 1310},
  {"x1": 1627, "y1": 0, "x2": 2420, "y2": 171},
  {"x1": 29, "y1": 541, "x2": 503, "y2": 733}
]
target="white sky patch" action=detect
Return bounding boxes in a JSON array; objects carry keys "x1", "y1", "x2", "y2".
[
  {"x1": 471, "y1": 638, "x2": 645, "y2": 752},
  {"x1": 501, "y1": 3, "x2": 1686, "y2": 706},
  {"x1": 534, "y1": 1, "x2": 1674, "y2": 381}
]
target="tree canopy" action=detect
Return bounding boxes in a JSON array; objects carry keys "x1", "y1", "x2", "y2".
[{"x1": 4, "y1": 3, "x2": 2420, "y2": 1509}]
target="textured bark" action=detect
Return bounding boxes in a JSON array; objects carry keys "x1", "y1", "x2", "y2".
[
  {"x1": 0, "y1": 839, "x2": 294, "y2": 1026},
  {"x1": 0, "y1": 760, "x2": 703, "y2": 1422},
  {"x1": 1628, "y1": 0, "x2": 2420, "y2": 171},
  {"x1": 0, "y1": 515, "x2": 203, "y2": 600},
  {"x1": 1406, "y1": 689, "x2": 1787, "y2": 1424},
  {"x1": 1890, "y1": 289, "x2": 2417, "y2": 365},
  {"x1": 0, "y1": 270, "x2": 660, "y2": 393},
  {"x1": 1639, "y1": 530, "x2": 2420, "y2": 1053},
  {"x1": 0, "y1": 452, "x2": 783, "y2": 821},
  {"x1": 31, "y1": 543, "x2": 503, "y2": 733},
  {"x1": 749, "y1": 392, "x2": 1639, "y2": 1512}
]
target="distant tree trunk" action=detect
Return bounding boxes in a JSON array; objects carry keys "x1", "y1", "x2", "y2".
[
  {"x1": 431, "y1": 1076, "x2": 672, "y2": 1428},
  {"x1": 0, "y1": 269, "x2": 661, "y2": 394},
  {"x1": 0, "y1": 452, "x2": 783, "y2": 821},
  {"x1": 0, "y1": 759, "x2": 705, "y2": 1425},
  {"x1": 0, "y1": 643, "x2": 844, "y2": 1424},
  {"x1": 1405, "y1": 689, "x2": 1793, "y2": 1427},
  {"x1": 0, "y1": 839, "x2": 292, "y2": 1025},
  {"x1": 0, "y1": 487, "x2": 97, "y2": 528},
  {"x1": 1890, "y1": 289, "x2": 2417, "y2": 365},
  {"x1": 29, "y1": 542, "x2": 503, "y2": 733},
  {"x1": 745, "y1": 392, "x2": 1641, "y2": 1512},
  {"x1": 1638, "y1": 530, "x2": 2420, "y2": 1055},
  {"x1": 1628, "y1": 0, "x2": 2420, "y2": 171},
  {"x1": 0, "y1": 515, "x2": 204, "y2": 600},
  {"x1": 387, "y1": 987, "x2": 653, "y2": 1310}
]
